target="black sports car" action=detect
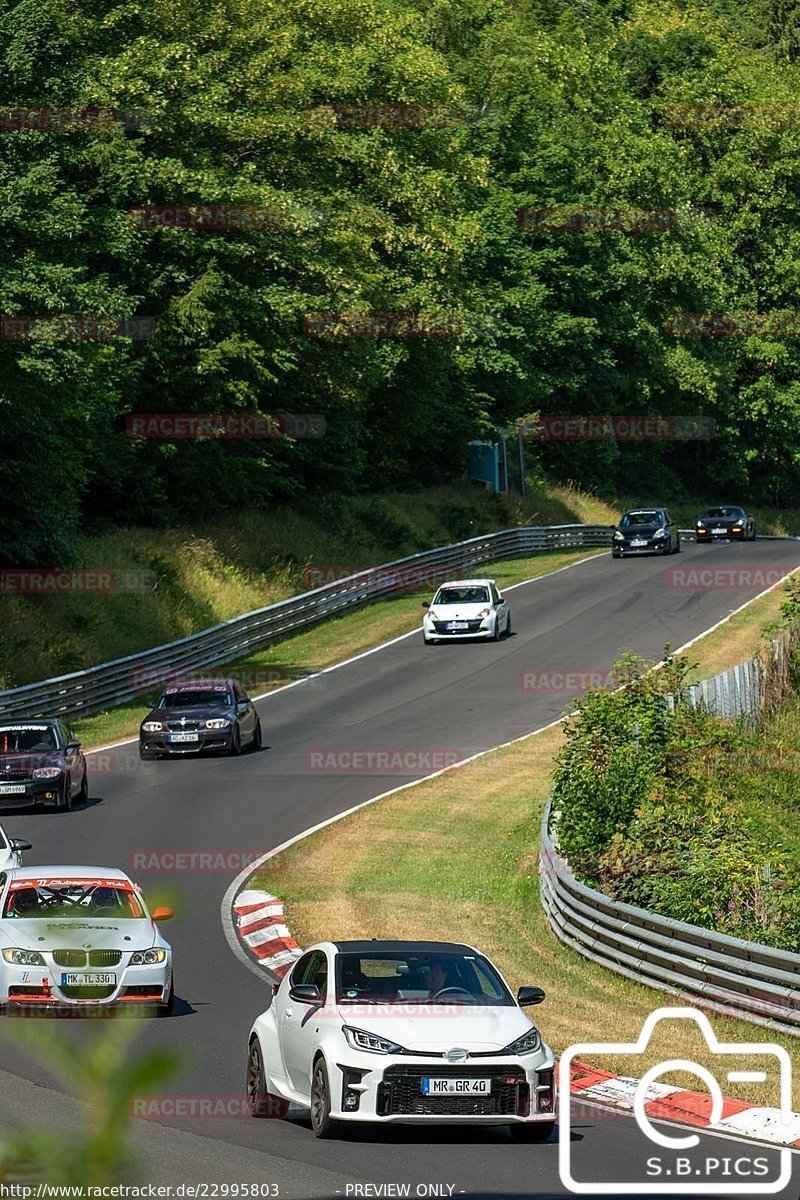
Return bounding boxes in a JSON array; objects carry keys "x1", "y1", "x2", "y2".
[
  {"x1": 612, "y1": 509, "x2": 680, "y2": 558},
  {"x1": 695, "y1": 506, "x2": 756, "y2": 543},
  {"x1": 139, "y1": 679, "x2": 262, "y2": 759},
  {"x1": 0, "y1": 719, "x2": 88, "y2": 812}
]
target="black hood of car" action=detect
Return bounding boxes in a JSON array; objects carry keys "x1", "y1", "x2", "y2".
[
  {"x1": 699, "y1": 515, "x2": 739, "y2": 526},
  {"x1": 142, "y1": 703, "x2": 237, "y2": 723},
  {"x1": 0, "y1": 750, "x2": 65, "y2": 771}
]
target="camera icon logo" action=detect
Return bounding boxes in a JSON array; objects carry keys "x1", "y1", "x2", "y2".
[{"x1": 559, "y1": 1007, "x2": 794, "y2": 1194}]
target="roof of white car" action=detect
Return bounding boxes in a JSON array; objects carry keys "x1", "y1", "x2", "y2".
[
  {"x1": 2, "y1": 865, "x2": 130, "y2": 882},
  {"x1": 437, "y1": 579, "x2": 495, "y2": 588}
]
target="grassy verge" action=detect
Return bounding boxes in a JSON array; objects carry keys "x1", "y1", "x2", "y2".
[
  {"x1": 683, "y1": 576, "x2": 796, "y2": 681},
  {"x1": 73, "y1": 548, "x2": 603, "y2": 747},
  {"x1": 1, "y1": 481, "x2": 620, "y2": 691},
  {"x1": 251, "y1": 584, "x2": 800, "y2": 1107}
]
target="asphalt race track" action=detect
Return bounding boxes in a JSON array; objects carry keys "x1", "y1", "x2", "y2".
[{"x1": 1, "y1": 539, "x2": 799, "y2": 1198}]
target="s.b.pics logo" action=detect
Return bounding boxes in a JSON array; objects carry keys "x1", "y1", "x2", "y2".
[{"x1": 559, "y1": 1008, "x2": 794, "y2": 1195}]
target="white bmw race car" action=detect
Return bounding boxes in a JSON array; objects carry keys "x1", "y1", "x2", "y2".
[
  {"x1": 0, "y1": 865, "x2": 174, "y2": 1013},
  {"x1": 422, "y1": 579, "x2": 511, "y2": 644},
  {"x1": 246, "y1": 939, "x2": 556, "y2": 1139}
]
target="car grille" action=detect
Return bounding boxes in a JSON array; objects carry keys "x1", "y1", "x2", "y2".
[
  {"x1": 166, "y1": 721, "x2": 200, "y2": 731},
  {"x1": 377, "y1": 1066, "x2": 528, "y2": 1117},
  {"x1": 431, "y1": 621, "x2": 484, "y2": 635},
  {"x1": 53, "y1": 950, "x2": 87, "y2": 967},
  {"x1": 52, "y1": 950, "x2": 122, "y2": 967},
  {"x1": 60, "y1": 985, "x2": 116, "y2": 1000}
]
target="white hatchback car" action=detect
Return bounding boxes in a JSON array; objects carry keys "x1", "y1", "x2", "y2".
[
  {"x1": 0, "y1": 865, "x2": 174, "y2": 1014},
  {"x1": 422, "y1": 580, "x2": 510, "y2": 644},
  {"x1": 246, "y1": 940, "x2": 556, "y2": 1140},
  {"x1": 0, "y1": 822, "x2": 31, "y2": 871}
]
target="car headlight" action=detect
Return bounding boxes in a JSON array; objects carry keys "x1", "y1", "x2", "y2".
[
  {"x1": 205, "y1": 718, "x2": 231, "y2": 729},
  {"x1": 501, "y1": 1028, "x2": 542, "y2": 1055},
  {"x1": 653, "y1": 528, "x2": 668, "y2": 538},
  {"x1": 342, "y1": 1025, "x2": 406, "y2": 1055},
  {"x1": 32, "y1": 767, "x2": 62, "y2": 779},
  {"x1": 697, "y1": 525, "x2": 706, "y2": 531},
  {"x1": 734, "y1": 519, "x2": 745, "y2": 527},
  {"x1": 2, "y1": 948, "x2": 46, "y2": 966},
  {"x1": 613, "y1": 531, "x2": 624, "y2": 541},
  {"x1": 426, "y1": 610, "x2": 437, "y2": 621},
  {"x1": 142, "y1": 721, "x2": 163, "y2": 732},
  {"x1": 477, "y1": 608, "x2": 490, "y2": 619},
  {"x1": 130, "y1": 949, "x2": 167, "y2": 965}
]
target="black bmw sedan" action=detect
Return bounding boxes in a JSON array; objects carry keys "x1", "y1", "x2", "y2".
[
  {"x1": 139, "y1": 679, "x2": 262, "y2": 759},
  {"x1": 0, "y1": 719, "x2": 88, "y2": 811}
]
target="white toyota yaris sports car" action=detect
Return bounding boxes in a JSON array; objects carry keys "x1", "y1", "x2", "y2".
[
  {"x1": 0, "y1": 865, "x2": 174, "y2": 1013},
  {"x1": 246, "y1": 940, "x2": 556, "y2": 1139}
]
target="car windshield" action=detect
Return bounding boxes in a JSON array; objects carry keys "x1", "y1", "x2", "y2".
[
  {"x1": 433, "y1": 587, "x2": 490, "y2": 606},
  {"x1": 0, "y1": 726, "x2": 58, "y2": 753},
  {"x1": 704, "y1": 507, "x2": 743, "y2": 519},
  {"x1": 158, "y1": 689, "x2": 232, "y2": 708},
  {"x1": 3, "y1": 881, "x2": 144, "y2": 919},
  {"x1": 621, "y1": 511, "x2": 663, "y2": 528},
  {"x1": 335, "y1": 951, "x2": 514, "y2": 1005}
]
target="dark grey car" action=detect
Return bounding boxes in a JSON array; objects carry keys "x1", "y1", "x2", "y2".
[
  {"x1": 695, "y1": 506, "x2": 756, "y2": 543},
  {"x1": 612, "y1": 508, "x2": 680, "y2": 558},
  {"x1": 139, "y1": 679, "x2": 262, "y2": 759},
  {"x1": 0, "y1": 719, "x2": 88, "y2": 812}
]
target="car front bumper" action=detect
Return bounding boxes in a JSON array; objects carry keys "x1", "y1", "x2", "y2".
[
  {"x1": 326, "y1": 1052, "x2": 556, "y2": 1124},
  {"x1": 696, "y1": 529, "x2": 747, "y2": 540},
  {"x1": 1, "y1": 960, "x2": 171, "y2": 1010},
  {"x1": 140, "y1": 728, "x2": 235, "y2": 755},
  {"x1": 425, "y1": 622, "x2": 495, "y2": 641},
  {"x1": 0, "y1": 778, "x2": 66, "y2": 809},
  {"x1": 613, "y1": 539, "x2": 669, "y2": 555}
]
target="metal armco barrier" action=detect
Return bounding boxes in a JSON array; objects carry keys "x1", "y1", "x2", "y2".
[
  {"x1": 540, "y1": 802, "x2": 800, "y2": 1036},
  {"x1": 0, "y1": 523, "x2": 615, "y2": 721}
]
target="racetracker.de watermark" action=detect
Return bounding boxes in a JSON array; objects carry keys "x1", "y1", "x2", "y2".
[
  {"x1": 667, "y1": 566, "x2": 795, "y2": 590},
  {"x1": 665, "y1": 312, "x2": 800, "y2": 338},
  {"x1": 304, "y1": 312, "x2": 499, "y2": 338},
  {"x1": 128, "y1": 204, "x2": 286, "y2": 231},
  {"x1": 0, "y1": 569, "x2": 155, "y2": 594},
  {"x1": 130, "y1": 1094, "x2": 286, "y2": 1119},
  {"x1": 0, "y1": 316, "x2": 154, "y2": 340},
  {"x1": 519, "y1": 414, "x2": 715, "y2": 441},
  {"x1": 302, "y1": 564, "x2": 457, "y2": 591},
  {"x1": 519, "y1": 669, "x2": 615, "y2": 693},
  {"x1": 517, "y1": 206, "x2": 678, "y2": 233},
  {"x1": 128, "y1": 667, "x2": 323, "y2": 692},
  {"x1": 0, "y1": 106, "x2": 151, "y2": 132},
  {"x1": 306, "y1": 748, "x2": 463, "y2": 773},
  {"x1": 125, "y1": 413, "x2": 325, "y2": 439},
  {"x1": 305, "y1": 102, "x2": 475, "y2": 130},
  {"x1": 666, "y1": 103, "x2": 800, "y2": 131},
  {"x1": 128, "y1": 849, "x2": 288, "y2": 874}
]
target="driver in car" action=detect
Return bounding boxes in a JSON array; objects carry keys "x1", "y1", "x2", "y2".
[{"x1": 423, "y1": 959, "x2": 451, "y2": 995}]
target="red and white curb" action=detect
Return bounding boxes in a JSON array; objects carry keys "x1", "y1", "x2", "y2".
[
  {"x1": 565, "y1": 1060, "x2": 800, "y2": 1147},
  {"x1": 233, "y1": 889, "x2": 303, "y2": 977}
]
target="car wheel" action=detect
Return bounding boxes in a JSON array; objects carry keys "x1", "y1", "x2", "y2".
[
  {"x1": 504, "y1": 614, "x2": 511, "y2": 638},
  {"x1": 673, "y1": 536, "x2": 681, "y2": 554},
  {"x1": 229, "y1": 727, "x2": 242, "y2": 757},
  {"x1": 60, "y1": 774, "x2": 73, "y2": 812},
  {"x1": 423, "y1": 633, "x2": 435, "y2": 646},
  {"x1": 78, "y1": 771, "x2": 89, "y2": 804},
  {"x1": 246, "y1": 1038, "x2": 289, "y2": 1119},
  {"x1": 139, "y1": 746, "x2": 157, "y2": 761},
  {"x1": 750, "y1": 525, "x2": 757, "y2": 541},
  {"x1": 158, "y1": 974, "x2": 175, "y2": 1017},
  {"x1": 611, "y1": 549, "x2": 621, "y2": 558},
  {"x1": 492, "y1": 617, "x2": 502, "y2": 642},
  {"x1": 310, "y1": 1058, "x2": 338, "y2": 1138},
  {"x1": 251, "y1": 720, "x2": 262, "y2": 752},
  {"x1": 509, "y1": 1121, "x2": 556, "y2": 1143}
]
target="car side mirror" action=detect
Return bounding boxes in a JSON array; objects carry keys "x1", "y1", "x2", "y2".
[
  {"x1": 151, "y1": 906, "x2": 174, "y2": 922},
  {"x1": 10, "y1": 838, "x2": 32, "y2": 852},
  {"x1": 289, "y1": 983, "x2": 323, "y2": 1005},
  {"x1": 517, "y1": 985, "x2": 546, "y2": 1006},
  {"x1": 66, "y1": 740, "x2": 81, "y2": 752},
  {"x1": 421, "y1": 601, "x2": 431, "y2": 609},
  {"x1": 237, "y1": 699, "x2": 249, "y2": 710}
]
